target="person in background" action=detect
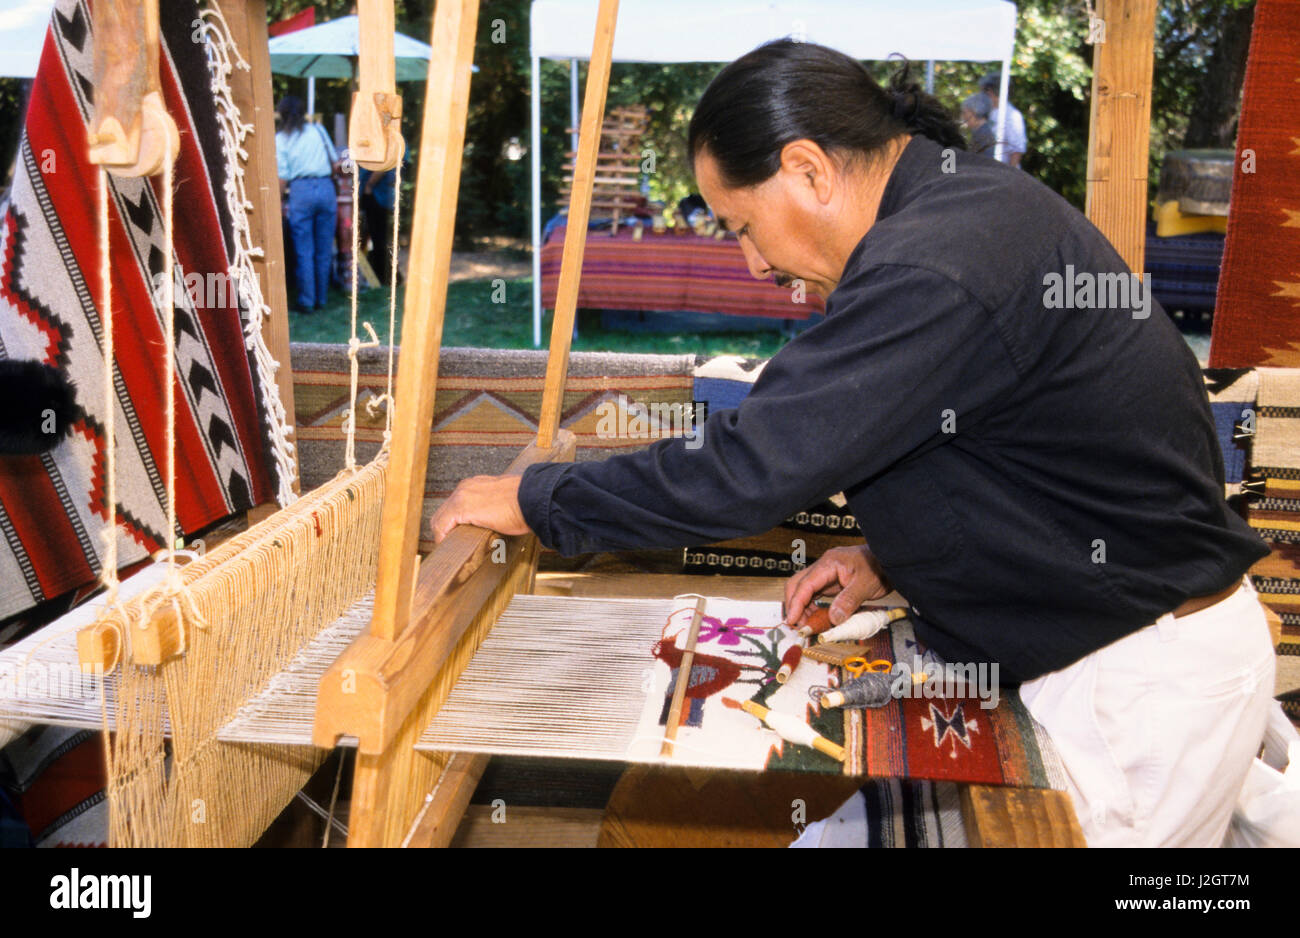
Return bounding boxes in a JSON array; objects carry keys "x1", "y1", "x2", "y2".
[
  {"x1": 358, "y1": 165, "x2": 400, "y2": 284},
  {"x1": 276, "y1": 95, "x2": 343, "y2": 313},
  {"x1": 978, "y1": 73, "x2": 1026, "y2": 168},
  {"x1": 960, "y1": 92, "x2": 996, "y2": 157}
]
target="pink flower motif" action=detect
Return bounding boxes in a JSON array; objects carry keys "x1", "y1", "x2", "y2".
[{"x1": 696, "y1": 616, "x2": 764, "y2": 646}]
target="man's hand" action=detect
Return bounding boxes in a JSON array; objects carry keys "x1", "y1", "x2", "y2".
[
  {"x1": 429, "y1": 474, "x2": 530, "y2": 544},
  {"x1": 784, "y1": 545, "x2": 890, "y2": 628}
]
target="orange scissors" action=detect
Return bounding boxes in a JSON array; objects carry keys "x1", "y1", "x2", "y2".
[{"x1": 843, "y1": 656, "x2": 892, "y2": 678}]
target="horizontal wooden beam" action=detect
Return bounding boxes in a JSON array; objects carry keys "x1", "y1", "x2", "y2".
[{"x1": 403, "y1": 752, "x2": 490, "y2": 847}]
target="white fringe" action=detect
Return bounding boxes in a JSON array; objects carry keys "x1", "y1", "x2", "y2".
[{"x1": 196, "y1": 4, "x2": 298, "y2": 507}]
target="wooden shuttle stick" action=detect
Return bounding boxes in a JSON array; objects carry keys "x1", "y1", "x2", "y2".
[{"x1": 661, "y1": 595, "x2": 706, "y2": 756}]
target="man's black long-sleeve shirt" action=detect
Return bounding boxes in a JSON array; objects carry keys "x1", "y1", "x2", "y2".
[{"x1": 518, "y1": 135, "x2": 1267, "y2": 683}]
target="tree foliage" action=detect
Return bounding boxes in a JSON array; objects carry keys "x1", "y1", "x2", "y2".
[{"x1": 0, "y1": 0, "x2": 1257, "y2": 239}]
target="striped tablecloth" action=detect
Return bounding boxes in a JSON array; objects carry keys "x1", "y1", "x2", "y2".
[{"x1": 540, "y1": 224, "x2": 825, "y2": 320}]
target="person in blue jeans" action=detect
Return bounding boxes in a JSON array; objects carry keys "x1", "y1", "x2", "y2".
[{"x1": 276, "y1": 96, "x2": 342, "y2": 312}]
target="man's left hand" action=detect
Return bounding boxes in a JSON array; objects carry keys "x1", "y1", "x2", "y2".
[{"x1": 429, "y1": 474, "x2": 530, "y2": 543}]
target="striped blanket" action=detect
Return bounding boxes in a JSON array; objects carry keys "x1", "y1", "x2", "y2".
[{"x1": 540, "y1": 224, "x2": 824, "y2": 320}]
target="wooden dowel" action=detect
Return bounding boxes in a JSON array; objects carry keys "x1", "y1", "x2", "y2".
[
  {"x1": 660, "y1": 595, "x2": 705, "y2": 757},
  {"x1": 351, "y1": 0, "x2": 404, "y2": 170},
  {"x1": 536, "y1": 0, "x2": 619, "y2": 448}
]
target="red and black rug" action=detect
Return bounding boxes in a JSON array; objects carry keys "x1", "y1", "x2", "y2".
[{"x1": 0, "y1": 0, "x2": 280, "y2": 620}]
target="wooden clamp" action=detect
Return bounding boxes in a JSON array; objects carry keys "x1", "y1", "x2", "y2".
[
  {"x1": 87, "y1": 0, "x2": 179, "y2": 177},
  {"x1": 349, "y1": 0, "x2": 405, "y2": 171}
]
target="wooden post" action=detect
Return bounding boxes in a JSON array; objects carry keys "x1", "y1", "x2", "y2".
[
  {"x1": 536, "y1": 0, "x2": 620, "y2": 448},
  {"x1": 88, "y1": 0, "x2": 178, "y2": 176},
  {"x1": 1084, "y1": 0, "x2": 1157, "y2": 273},
  {"x1": 369, "y1": 0, "x2": 479, "y2": 644},
  {"x1": 216, "y1": 0, "x2": 299, "y2": 495},
  {"x1": 350, "y1": 0, "x2": 405, "y2": 171}
]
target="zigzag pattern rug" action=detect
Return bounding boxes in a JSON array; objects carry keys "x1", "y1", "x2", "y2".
[
  {"x1": 1248, "y1": 368, "x2": 1300, "y2": 706},
  {"x1": 0, "y1": 0, "x2": 279, "y2": 620}
]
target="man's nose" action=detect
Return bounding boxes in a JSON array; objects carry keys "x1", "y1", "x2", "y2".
[{"x1": 738, "y1": 238, "x2": 772, "y2": 282}]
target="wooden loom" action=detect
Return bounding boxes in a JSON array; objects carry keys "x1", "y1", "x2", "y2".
[
  {"x1": 45, "y1": 0, "x2": 1173, "y2": 849},
  {"x1": 64, "y1": 0, "x2": 611, "y2": 848}
]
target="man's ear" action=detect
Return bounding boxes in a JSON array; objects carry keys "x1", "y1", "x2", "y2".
[{"x1": 778, "y1": 139, "x2": 835, "y2": 204}]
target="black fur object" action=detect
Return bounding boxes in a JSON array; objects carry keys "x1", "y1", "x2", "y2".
[{"x1": 0, "y1": 360, "x2": 76, "y2": 455}]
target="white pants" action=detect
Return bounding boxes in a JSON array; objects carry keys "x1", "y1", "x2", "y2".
[{"x1": 1020, "y1": 578, "x2": 1276, "y2": 847}]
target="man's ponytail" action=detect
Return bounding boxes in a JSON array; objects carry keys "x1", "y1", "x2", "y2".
[{"x1": 886, "y1": 60, "x2": 967, "y2": 152}]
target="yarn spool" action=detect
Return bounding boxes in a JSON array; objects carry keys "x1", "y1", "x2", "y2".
[{"x1": 812, "y1": 672, "x2": 894, "y2": 710}]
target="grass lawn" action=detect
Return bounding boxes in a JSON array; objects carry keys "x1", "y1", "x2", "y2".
[{"x1": 288, "y1": 278, "x2": 794, "y2": 359}]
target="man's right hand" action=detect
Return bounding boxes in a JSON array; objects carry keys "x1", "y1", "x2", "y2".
[{"x1": 783, "y1": 545, "x2": 891, "y2": 628}]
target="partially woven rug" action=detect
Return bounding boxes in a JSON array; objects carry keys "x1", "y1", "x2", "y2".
[
  {"x1": 1248, "y1": 368, "x2": 1300, "y2": 704},
  {"x1": 1209, "y1": 0, "x2": 1300, "y2": 367},
  {"x1": 0, "y1": 0, "x2": 283, "y2": 620}
]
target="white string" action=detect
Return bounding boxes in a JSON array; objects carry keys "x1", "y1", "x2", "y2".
[
  {"x1": 97, "y1": 168, "x2": 119, "y2": 605},
  {"x1": 195, "y1": 5, "x2": 298, "y2": 506},
  {"x1": 344, "y1": 165, "x2": 363, "y2": 471},
  {"x1": 162, "y1": 155, "x2": 176, "y2": 571}
]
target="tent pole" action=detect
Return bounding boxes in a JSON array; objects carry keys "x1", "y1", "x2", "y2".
[
  {"x1": 532, "y1": 50, "x2": 543, "y2": 347},
  {"x1": 307, "y1": 75, "x2": 316, "y2": 118},
  {"x1": 925, "y1": 60, "x2": 934, "y2": 94},
  {"x1": 994, "y1": 60, "x2": 1010, "y2": 164},
  {"x1": 570, "y1": 58, "x2": 580, "y2": 152}
]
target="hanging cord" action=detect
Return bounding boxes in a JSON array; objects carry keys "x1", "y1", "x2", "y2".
[
  {"x1": 97, "y1": 168, "x2": 119, "y2": 606},
  {"x1": 162, "y1": 155, "x2": 177, "y2": 571},
  {"x1": 343, "y1": 162, "x2": 385, "y2": 470},
  {"x1": 115, "y1": 151, "x2": 207, "y2": 649},
  {"x1": 344, "y1": 165, "x2": 363, "y2": 471}
]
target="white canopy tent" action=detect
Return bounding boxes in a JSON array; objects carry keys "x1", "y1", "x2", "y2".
[
  {"x1": 0, "y1": 0, "x2": 56, "y2": 79},
  {"x1": 528, "y1": 0, "x2": 1019, "y2": 344}
]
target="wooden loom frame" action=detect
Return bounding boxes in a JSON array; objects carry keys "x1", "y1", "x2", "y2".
[{"x1": 70, "y1": 0, "x2": 1167, "y2": 848}]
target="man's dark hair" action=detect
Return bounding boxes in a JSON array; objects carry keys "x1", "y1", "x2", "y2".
[
  {"x1": 688, "y1": 39, "x2": 965, "y2": 189},
  {"x1": 277, "y1": 95, "x2": 305, "y2": 135}
]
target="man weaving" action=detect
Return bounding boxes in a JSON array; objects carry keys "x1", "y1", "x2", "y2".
[{"x1": 431, "y1": 40, "x2": 1275, "y2": 847}]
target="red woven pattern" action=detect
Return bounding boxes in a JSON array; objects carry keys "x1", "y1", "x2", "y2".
[{"x1": 1209, "y1": 0, "x2": 1300, "y2": 367}]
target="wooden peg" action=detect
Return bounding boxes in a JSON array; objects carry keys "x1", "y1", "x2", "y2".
[
  {"x1": 76, "y1": 619, "x2": 121, "y2": 673},
  {"x1": 87, "y1": 1, "x2": 179, "y2": 177},
  {"x1": 350, "y1": 0, "x2": 405, "y2": 171}
]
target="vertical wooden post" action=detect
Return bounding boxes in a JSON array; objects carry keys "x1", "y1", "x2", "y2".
[
  {"x1": 370, "y1": 0, "x2": 479, "y2": 643},
  {"x1": 1084, "y1": 0, "x2": 1157, "y2": 274},
  {"x1": 217, "y1": 0, "x2": 299, "y2": 495},
  {"x1": 536, "y1": 0, "x2": 620, "y2": 448}
]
